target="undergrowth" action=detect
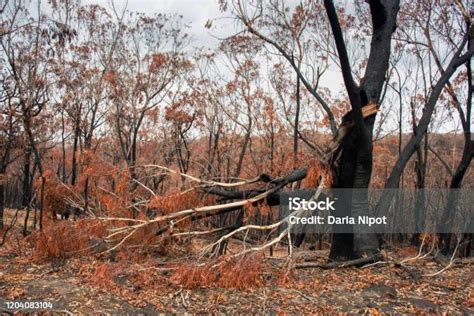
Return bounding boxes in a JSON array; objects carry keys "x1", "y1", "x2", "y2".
[{"x1": 171, "y1": 255, "x2": 265, "y2": 290}]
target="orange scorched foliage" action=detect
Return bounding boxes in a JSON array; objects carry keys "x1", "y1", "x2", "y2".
[
  {"x1": 243, "y1": 200, "x2": 272, "y2": 222},
  {"x1": 171, "y1": 255, "x2": 264, "y2": 290},
  {"x1": 302, "y1": 159, "x2": 333, "y2": 188},
  {"x1": 37, "y1": 170, "x2": 74, "y2": 219},
  {"x1": 91, "y1": 262, "x2": 117, "y2": 287},
  {"x1": 28, "y1": 219, "x2": 106, "y2": 262},
  {"x1": 148, "y1": 190, "x2": 216, "y2": 214}
]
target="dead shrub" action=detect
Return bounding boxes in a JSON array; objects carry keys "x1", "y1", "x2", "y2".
[
  {"x1": 217, "y1": 256, "x2": 264, "y2": 289},
  {"x1": 39, "y1": 170, "x2": 74, "y2": 219},
  {"x1": 171, "y1": 255, "x2": 264, "y2": 290},
  {"x1": 171, "y1": 263, "x2": 218, "y2": 288},
  {"x1": 28, "y1": 219, "x2": 105, "y2": 262}
]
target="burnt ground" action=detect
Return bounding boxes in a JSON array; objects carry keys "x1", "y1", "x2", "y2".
[
  {"x1": 0, "y1": 210, "x2": 472, "y2": 314},
  {"x1": 0, "y1": 243, "x2": 472, "y2": 314}
]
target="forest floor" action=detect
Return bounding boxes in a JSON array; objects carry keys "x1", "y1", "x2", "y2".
[{"x1": 0, "y1": 210, "x2": 473, "y2": 314}]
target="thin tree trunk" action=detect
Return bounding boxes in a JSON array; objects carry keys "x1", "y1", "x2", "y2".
[
  {"x1": 235, "y1": 116, "x2": 252, "y2": 179},
  {"x1": 207, "y1": 128, "x2": 213, "y2": 174},
  {"x1": 293, "y1": 76, "x2": 301, "y2": 168},
  {"x1": 22, "y1": 150, "x2": 32, "y2": 236},
  {"x1": 0, "y1": 172, "x2": 4, "y2": 230},
  {"x1": 411, "y1": 103, "x2": 428, "y2": 245},
  {"x1": 61, "y1": 111, "x2": 67, "y2": 183},
  {"x1": 71, "y1": 122, "x2": 80, "y2": 186}
]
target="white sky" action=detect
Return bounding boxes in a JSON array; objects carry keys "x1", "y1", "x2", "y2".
[
  {"x1": 79, "y1": 0, "x2": 464, "y2": 134},
  {"x1": 81, "y1": 0, "x2": 346, "y2": 100},
  {"x1": 82, "y1": 0, "x2": 231, "y2": 48}
]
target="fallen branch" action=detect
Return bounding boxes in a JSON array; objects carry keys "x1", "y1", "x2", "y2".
[
  {"x1": 205, "y1": 183, "x2": 326, "y2": 259},
  {"x1": 141, "y1": 164, "x2": 263, "y2": 188},
  {"x1": 100, "y1": 167, "x2": 312, "y2": 251},
  {"x1": 400, "y1": 235, "x2": 436, "y2": 264},
  {"x1": 295, "y1": 255, "x2": 379, "y2": 269},
  {"x1": 423, "y1": 241, "x2": 460, "y2": 277},
  {"x1": 100, "y1": 179, "x2": 290, "y2": 250}
]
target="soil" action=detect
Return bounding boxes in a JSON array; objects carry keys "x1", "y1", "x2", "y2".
[{"x1": 0, "y1": 248, "x2": 472, "y2": 314}]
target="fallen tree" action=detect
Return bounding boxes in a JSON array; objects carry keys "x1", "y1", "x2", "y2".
[{"x1": 86, "y1": 103, "x2": 379, "y2": 263}]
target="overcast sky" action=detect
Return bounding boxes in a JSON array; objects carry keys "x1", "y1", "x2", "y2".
[
  {"x1": 82, "y1": 0, "x2": 234, "y2": 49},
  {"x1": 80, "y1": 0, "x2": 346, "y2": 91},
  {"x1": 78, "y1": 0, "x2": 463, "y2": 134}
]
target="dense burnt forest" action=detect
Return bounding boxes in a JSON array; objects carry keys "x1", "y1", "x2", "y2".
[{"x1": 0, "y1": 0, "x2": 473, "y2": 313}]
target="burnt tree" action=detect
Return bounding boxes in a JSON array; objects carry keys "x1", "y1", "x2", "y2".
[{"x1": 325, "y1": 0, "x2": 400, "y2": 260}]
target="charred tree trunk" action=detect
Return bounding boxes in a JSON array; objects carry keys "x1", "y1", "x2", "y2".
[
  {"x1": 60, "y1": 111, "x2": 67, "y2": 183},
  {"x1": 329, "y1": 124, "x2": 356, "y2": 259},
  {"x1": 293, "y1": 76, "x2": 301, "y2": 169},
  {"x1": 0, "y1": 170, "x2": 4, "y2": 230},
  {"x1": 411, "y1": 107, "x2": 428, "y2": 246},
  {"x1": 22, "y1": 148, "x2": 32, "y2": 236},
  {"x1": 438, "y1": 42, "x2": 473, "y2": 253},
  {"x1": 325, "y1": 0, "x2": 400, "y2": 260},
  {"x1": 235, "y1": 122, "x2": 252, "y2": 179},
  {"x1": 71, "y1": 118, "x2": 80, "y2": 186},
  {"x1": 22, "y1": 148, "x2": 31, "y2": 208}
]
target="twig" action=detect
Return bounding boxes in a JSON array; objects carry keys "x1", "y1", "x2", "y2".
[
  {"x1": 423, "y1": 241, "x2": 460, "y2": 277},
  {"x1": 132, "y1": 178, "x2": 157, "y2": 197}
]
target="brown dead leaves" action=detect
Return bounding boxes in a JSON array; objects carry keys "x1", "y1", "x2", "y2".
[{"x1": 171, "y1": 256, "x2": 265, "y2": 290}]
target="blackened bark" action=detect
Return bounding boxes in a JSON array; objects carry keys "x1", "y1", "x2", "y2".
[
  {"x1": 22, "y1": 148, "x2": 31, "y2": 236},
  {"x1": 22, "y1": 103, "x2": 45, "y2": 230},
  {"x1": 84, "y1": 177, "x2": 89, "y2": 215},
  {"x1": 39, "y1": 176, "x2": 45, "y2": 229},
  {"x1": 61, "y1": 111, "x2": 67, "y2": 183},
  {"x1": 71, "y1": 122, "x2": 80, "y2": 186},
  {"x1": 329, "y1": 124, "x2": 357, "y2": 260},
  {"x1": 0, "y1": 175, "x2": 4, "y2": 230},
  {"x1": 411, "y1": 103, "x2": 428, "y2": 245},
  {"x1": 207, "y1": 127, "x2": 214, "y2": 174},
  {"x1": 70, "y1": 103, "x2": 83, "y2": 187},
  {"x1": 22, "y1": 148, "x2": 31, "y2": 208},
  {"x1": 438, "y1": 147, "x2": 472, "y2": 254},
  {"x1": 325, "y1": 0, "x2": 400, "y2": 259},
  {"x1": 350, "y1": 117, "x2": 378, "y2": 257},
  {"x1": 204, "y1": 168, "x2": 308, "y2": 207},
  {"x1": 293, "y1": 76, "x2": 301, "y2": 168},
  {"x1": 463, "y1": 233, "x2": 472, "y2": 257}
]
